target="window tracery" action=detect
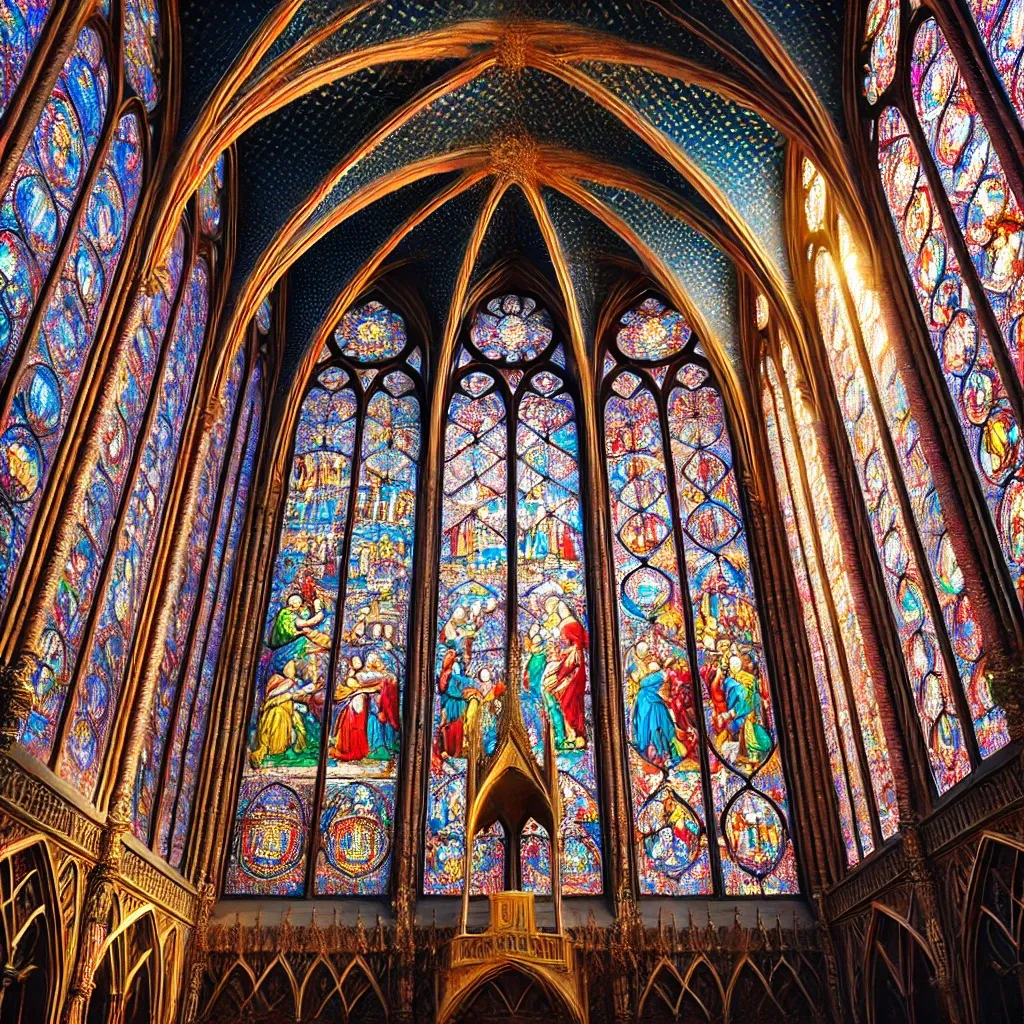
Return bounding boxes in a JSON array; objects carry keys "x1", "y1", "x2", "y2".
[
  {"x1": 226, "y1": 300, "x2": 422, "y2": 897},
  {"x1": 863, "y1": 0, "x2": 1024, "y2": 617},
  {"x1": 424, "y1": 293, "x2": 602, "y2": 897},
  {"x1": 798, "y1": 158, "x2": 1008, "y2": 803},
  {"x1": 17, "y1": 150, "x2": 230, "y2": 796},
  {"x1": 604, "y1": 297, "x2": 797, "y2": 896}
]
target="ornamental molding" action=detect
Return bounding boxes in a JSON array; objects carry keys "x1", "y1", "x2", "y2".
[{"x1": 0, "y1": 754, "x2": 102, "y2": 858}]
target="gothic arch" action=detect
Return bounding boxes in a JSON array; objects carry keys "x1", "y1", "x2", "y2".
[
  {"x1": 0, "y1": 838, "x2": 62, "y2": 1024},
  {"x1": 864, "y1": 903, "x2": 941, "y2": 1024},
  {"x1": 440, "y1": 962, "x2": 585, "y2": 1024},
  {"x1": 637, "y1": 954, "x2": 727, "y2": 1022},
  {"x1": 963, "y1": 831, "x2": 1024, "y2": 1023}
]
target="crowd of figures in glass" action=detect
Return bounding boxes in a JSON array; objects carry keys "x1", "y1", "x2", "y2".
[
  {"x1": 227, "y1": 302, "x2": 421, "y2": 896},
  {"x1": 424, "y1": 294, "x2": 602, "y2": 897},
  {"x1": 604, "y1": 298, "x2": 797, "y2": 896}
]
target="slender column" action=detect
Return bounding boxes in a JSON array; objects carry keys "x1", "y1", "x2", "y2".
[
  {"x1": 581, "y1": 370, "x2": 632, "y2": 910},
  {"x1": 900, "y1": 819, "x2": 965, "y2": 1024},
  {"x1": 180, "y1": 880, "x2": 216, "y2": 1024},
  {"x1": 61, "y1": 815, "x2": 127, "y2": 1024},
  {"x1": 191, "y1": 472, "x2": 283, "y2": 885}
]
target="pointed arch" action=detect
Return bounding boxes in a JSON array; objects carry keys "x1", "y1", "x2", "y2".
[
  {"x1": 424, "y1": 287, "x2": 603, "y2": 897},
  {"x1": 226, "y1": 293, "x2": 424, "y2": 896},
  {"x1": 602, "y1": 292, "x2": 798, "y2": 896}
]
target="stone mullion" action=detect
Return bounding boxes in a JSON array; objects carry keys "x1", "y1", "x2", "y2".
[
  {"x1": 389, "y1": 367, "x2": 435, "y2": 1023},
  {"x1": 580, "y1": 371, "x2": 632, "y2": 910}
]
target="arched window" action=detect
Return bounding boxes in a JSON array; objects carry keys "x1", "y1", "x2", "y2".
[
  {"x1": 603, "y1": 297, "x2": 797, "y2": 896},
  {"x1": 762, "y1": 338, "x2": 898, "y2": 865},
  {"x1": 862, "y1": 2, "x2": 1024, "y2": 613},
  {"x1": 16, "y1": 154, "x2": 230, "y2": 798},
  {"x1": 0, "y1": 2, "x2": 167, "y2": 776},
  {"x1": 799, "y1": 160, "x2": 1007, "y2": 801},
  {"x1": 226, "y1": 300, "x2": 422, "y2": 897},
  {"x1": 424, "y1": 293, "x2": 602, "y2": 897}
]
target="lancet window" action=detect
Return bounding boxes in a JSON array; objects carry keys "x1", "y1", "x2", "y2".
[
  {"x1": 862, "y1": 1, "x2": 1024, "y2": 617},
  {"x1": 14, "y1": 151, "x2": 232, "y2": 802},
  {"x1": 0, "y1": 14, "x2": 148, "y2": 614},
  {"x1": 133, "y1": 330, "x2": 265, "y2": 868},
  {"x1": 797, "y1": 160, "x2": 1008, "y2": 807},
  {"x1": 761, "y1": 335, "x2": 899, "y2": 866},
  {"x1": 603, "y1": 297, "x2": 797, "y2": 896},
  {"x1": 1, "y1": 7, "x2": 216, "y2": 797},
  {"x1": 226, "y1": 300, "x2": 422, "y2": 897},
  {"x1": 424, "y1": 293, "x2": 602, "y2": 897}
]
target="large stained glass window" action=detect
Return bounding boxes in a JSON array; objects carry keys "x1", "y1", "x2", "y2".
[
  {"x1": 801, "y1": 160, "x2": 1007, "y2": 800},
  {"x1": 227, "y1": 301, "x2": 421, "y2": 897},
  {"x1": 864, "y1": 2, "x2": 1024, "y2": 624},
  {"x1": 135, "y1": 345, "x2": 263, "y2": 868},
  {"x1": 0, "y1": 110, "x2": 142, "y2": 615},
  {"x1": 763, "y1": 342, "x2": 898, "y2": 866},
  {"x1": 603, "y1": 298, "x2": 796, "y2": 896},
  {"x1": 18, "y1": 225, "x2": 186, "y2": 764},
  {"x1": 425, "y1": 294, "x2": 602, "y2": 897},
  {"x1": 57, "y1": 253, "x2": 209, "y2": 793}
]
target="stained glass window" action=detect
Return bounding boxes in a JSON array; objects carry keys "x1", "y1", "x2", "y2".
[
  {"x1": 967, "y1": 0, "x2": 1024, "y2": 122},
  {"x1": 134, "y1": 355, "x2": 262, "y2": 867},
  {"x1": 256, "y1": 296, "x2": 272, "y2": 335},
  {"x1": 0, "y1": 25, "x2": 109, "y2": 388},
  {"x1": 913, "y1": 19, "x2": 1024, "y2": 379},
  {"x1": 0, "y1": 0, "x2": 52, "y2": 118},
  {"x1": 18, "y1": 226, "x2": 186, "y2": 764},
  {"x1": 0, "y1": 110, "x2": 142, "y2": 616},
  {"x1": 802, "y1": 158, "x2": 1008, "y2": 800},
  {"x1": 862, "y1": 0, "x2": 900, "y2": 104},
  {"x1": 604, "y1": 299, "x2": 797, "y2": 896},
  {"x1": 131, "y1": 346, "x2": 248, "y2": 845},
  {"x1": 123, "y1": 0, "x2": 160, "y2": 111},
  {"x1": 55, "y1": 254, "x2": 208, "y2": 794},
  {"x1": 763, "y1": 348, "x2": 897, "y2": 865},
  {"x1": 227, "y1": 305, "x2": 419, "y2": 896},
  {"x1": 198, "y1": 153, "x2": 225, "y2": 238},
  {"x1": 425, "y1": 295, "x2": 602, "y2": 897},
  {"x1": 867, "y1": 0, "x2": 1024, "y2": 629}
]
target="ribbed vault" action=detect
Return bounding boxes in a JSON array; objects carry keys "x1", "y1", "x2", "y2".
[{"x1": 165, "y1": 0, "x2": 854, "y2": 398}]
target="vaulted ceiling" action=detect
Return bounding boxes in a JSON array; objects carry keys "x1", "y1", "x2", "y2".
[{"x1": 172, "y1": 0, "x2": 853, "y2": 393}]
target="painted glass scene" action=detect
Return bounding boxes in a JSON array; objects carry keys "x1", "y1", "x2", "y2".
[{"x1": 228, "y1": 304, "x2": 418, "y2": 896}]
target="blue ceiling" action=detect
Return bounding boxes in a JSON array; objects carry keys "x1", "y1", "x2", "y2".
[{"x1": 177, "y1": 0, "x2": 849, "y2": 388}]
